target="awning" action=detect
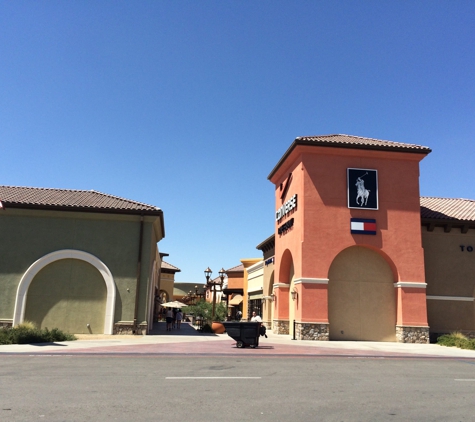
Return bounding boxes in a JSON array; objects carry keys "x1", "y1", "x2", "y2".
[
  {"x1": 229, "y1": 294, "x2": 243, "y2": 305},
  {"x1": 248, "y1": 292, "x2": 263, "y2": 300}
]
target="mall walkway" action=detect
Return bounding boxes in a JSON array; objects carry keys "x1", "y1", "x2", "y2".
[{"x1": 2, "y1": 322, "x2": 475, "y2": 359}]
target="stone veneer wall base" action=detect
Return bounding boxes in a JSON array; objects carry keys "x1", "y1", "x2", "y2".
[
  {"x1": 273, "y1": 319, "x2": 289, "y2": 335},
  {"x1": 114, "y1": 321, "x2": 148, "y2": 335},
  {"x1": 295, "y1": 322, "x2": 329, "y2": 341},
  {"x1": 0, "y1": 320, "x2": 13, "y2": 329},
  {"x1": 396, "y1": 326, "x2": 429, "y2": 344}
]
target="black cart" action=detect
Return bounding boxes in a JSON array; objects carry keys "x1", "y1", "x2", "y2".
[{"x1": 223, "y1": 321, "x2": 260, "y2": 348}]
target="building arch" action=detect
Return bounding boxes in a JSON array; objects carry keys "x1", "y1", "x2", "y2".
[
  {"x1": 158, "y1": 290, "x2": 169, "y2": 302},
  {"x1": 274, "y1": 249, "x2": 294, "y2": 335},
  {"x1": 13, "y1": 249, "x2": 116, "y2": 334},
  {"x1": 264, "y1": 270, "x2": 275, "y2": 329},
  {"x1": 328, "y1": 245, "x2": 396, "y2": 341},
  {"x1": 279, "y1": 249, "x2": 294, "y2": 284}
]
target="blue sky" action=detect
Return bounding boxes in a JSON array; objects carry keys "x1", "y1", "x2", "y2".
[{"x1": 1, "y1": 1, "x2": 474, "y2": 282}]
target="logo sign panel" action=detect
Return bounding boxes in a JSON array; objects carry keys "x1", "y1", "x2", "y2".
[
  {"x1": 276, "y1": 194, "x2": 297, "y2": 222},
  {"x1": 350, "y1": 218, "x2": 377, "y2": 235},
  {"x1": 347, "y1": 168, "x2": 378, "y2": 210}
]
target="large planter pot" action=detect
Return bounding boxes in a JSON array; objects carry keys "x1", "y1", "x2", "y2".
[{"x1": 212, "y1": 321, "x2": 225, "y2": 334}]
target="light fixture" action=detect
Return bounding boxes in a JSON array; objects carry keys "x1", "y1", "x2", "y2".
[
  {"x1": 204, "y1": 267, "x2": 226, "y2": 319},
  {"x1": 291, "y1": 289, "x2": 298, "y2": 301}
]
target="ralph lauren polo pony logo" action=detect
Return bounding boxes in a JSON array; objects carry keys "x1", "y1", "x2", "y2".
[{"x1": 347, "y1": 168, "x2": 378, "y2": 210}]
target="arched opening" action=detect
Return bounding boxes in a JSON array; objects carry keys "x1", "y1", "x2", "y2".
[
  {"x1": 158, "y1": 290, "x2": 169, "y2": 303},
  {"x1": 277, "y1": 249, "x2": 294, "y2": 336},
  {"x1": 328, "y1": 246, "x2": 396, "y2": 341},
  {"x1": 13, "y1": 250, "x2": 116, "y2": 334},
  {"x1": 264, "y1": 271, "x2": 274, "y2": 328}
]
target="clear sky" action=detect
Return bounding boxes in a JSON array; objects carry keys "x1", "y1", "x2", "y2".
[{"x1": 1, "y1": 1, "x2": 474, "y2": 283}]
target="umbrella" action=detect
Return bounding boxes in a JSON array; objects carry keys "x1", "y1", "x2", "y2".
[{"x1": 160, "y1": 301, "x2": 188, "y2": 308}]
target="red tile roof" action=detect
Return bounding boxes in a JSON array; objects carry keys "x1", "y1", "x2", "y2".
[
  {"x1": 0, "y1": 185, "x2": 162, "y2": 216},
  {"x1": 226, "y1": 264, "x2": 244, "y2": 273},
  {"x1": 161, "y1": 261, "x2": 181, "y2": 272},
  {"x1": 420, "y1": 197, "x2": 475, "y2": 222},
  {"x1": 296, "y1": 134, "x2": 431, "y2": 152},
  {"x1": 269, "y1": 134, "x2": 431, "y2": 179}
]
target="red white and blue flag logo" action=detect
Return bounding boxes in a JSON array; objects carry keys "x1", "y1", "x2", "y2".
[{"x1": 350, "y1": 218, "x2": 376, "y2": 235}]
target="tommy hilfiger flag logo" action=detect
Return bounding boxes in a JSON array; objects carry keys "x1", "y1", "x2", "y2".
[{"x1": 350, "y1": 218, "x2": 376, "y2": 235}]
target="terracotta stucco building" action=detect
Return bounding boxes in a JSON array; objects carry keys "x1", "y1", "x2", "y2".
[{"x1": 260, "y1": 134, "x2": 475, "y2": 343}]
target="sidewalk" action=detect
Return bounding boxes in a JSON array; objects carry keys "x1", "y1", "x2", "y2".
[{"x1": 2, "y1": 322, "x2": 475, "y2": 359}]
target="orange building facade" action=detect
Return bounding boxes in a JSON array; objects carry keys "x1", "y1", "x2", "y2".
[{"x1": 268, "y1": 135, "x2": 432, "y2": 343}]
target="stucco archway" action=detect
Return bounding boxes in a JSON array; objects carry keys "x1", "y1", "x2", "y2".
[
  {"x1": 328, "y1": 246, "x2": 396, "y2": 341},
  {"x1": 13, "y1": 249, "x2": 116, "y2": 334},
  {"x1": 273, "y1": 249, "x2": 294, "y2": 335}
]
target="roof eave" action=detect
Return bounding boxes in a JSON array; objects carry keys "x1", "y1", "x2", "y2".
[
  {"x1": 256, "y1": 234, "x2": 275, "y2": 251},
  {"x1": 2, "y1": 202, "x2": 164, "y2": 217},
  {"x1": 268, "y1": 138, "x2": 432, "y2": 180}
]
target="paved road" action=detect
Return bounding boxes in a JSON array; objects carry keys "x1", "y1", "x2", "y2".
[
  {"x1": 1, "y1": 355, "x2": 475, "y2": 421},
  {"x1": 2, "y1": 323, "x2": 475, "y2": 421}
]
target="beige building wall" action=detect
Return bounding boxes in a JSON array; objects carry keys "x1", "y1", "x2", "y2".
[
  {"x1": 241, "y1": 258, "x2": 262, "y2": 318},
  {"x1": 247, "y1": 260, "x2": 264, "y2": 295},
  {"x1": 159, "y1": 272, "x2": 175, "y2": 302},
  {"x1": 422, "y1": 227, "x2": 475, "y2": 335}
]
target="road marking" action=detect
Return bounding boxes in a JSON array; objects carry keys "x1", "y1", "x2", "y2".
[
  {"x1": 165, "y1": 377, "x2": 261, "y2": 379},
  {"x1": 454, "y1": 379, "x2": 475, "y2": 381}
]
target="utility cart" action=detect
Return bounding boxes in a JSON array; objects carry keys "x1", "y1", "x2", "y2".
[{"x1": 223, "y1": 321, "x2": 260, "y2": 348}]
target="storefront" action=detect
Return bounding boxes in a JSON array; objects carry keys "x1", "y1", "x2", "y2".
[
  {"x1": 256, "y1": 235, "x2": 275, "y2": 329},
  {"x1": 268, "y1": 134, "x2": 433, "y2": 343}
]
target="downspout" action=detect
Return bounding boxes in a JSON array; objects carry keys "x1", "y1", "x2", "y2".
[{"x1": 133, "y1": 214, "x2": 144, "y2": 334}]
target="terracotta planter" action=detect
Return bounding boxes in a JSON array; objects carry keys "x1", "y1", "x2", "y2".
[{"x1": 211, "y1": 321, "x2": 225, "y2": 334}]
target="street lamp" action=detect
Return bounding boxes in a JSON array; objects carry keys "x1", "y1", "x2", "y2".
[
  {"x1": 195, "y1": 285, "x2": 206, "y2": 301},
  {"x1": 204, "y1": 267, "x2": 226, "y2": 320}
]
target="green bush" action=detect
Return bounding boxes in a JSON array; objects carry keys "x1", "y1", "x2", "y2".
[
  {"x1": 0, "y1": 325, "x2": 76, "y2": 345},
  {"x1": 437, "y1": 332, "x2": 475, "y2": 350},
  {"x1": 187, "y1": 300, "x2": 228, "y2": 325}
]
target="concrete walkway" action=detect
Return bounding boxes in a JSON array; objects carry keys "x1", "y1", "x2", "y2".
[{"x1": 2, "y1": 322, "x2": 475, "y2": 359}]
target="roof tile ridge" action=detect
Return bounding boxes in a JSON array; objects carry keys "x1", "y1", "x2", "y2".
[
  {"x1": 0, "y1": 185, "x2": 86, "y2": 192},
  {"x1": 338, "y1": 134, "x2": 428, "y2": 148},
  {"x1": 421, "y1": 196, "x2": 475, "y2": 201},
  {"x1": 296, "y1": 134, "x2": 430, "y2": 149},
  {"x1": 296, "y1": 134, "x2": 339, "y2": 139}
]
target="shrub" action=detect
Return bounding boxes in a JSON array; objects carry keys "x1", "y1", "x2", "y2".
[
  {"x1": 0, "y1": 325, "x2": 76, "y2": 345},
  {"x1": 187, "y1": 301, "x2": 228, "y2": 325},
  {"x1": 16, "y1": 320, "x2": 37, "y2": 330},
  {"x1": 437, "y1": 332, "x2": 475, "y2": 350}
]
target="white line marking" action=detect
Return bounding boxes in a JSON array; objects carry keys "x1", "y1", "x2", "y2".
[
  {"x1": 454, "y1": 379, "x2": 475, "y2": 382},
  {"x1": 165, "y1": 377, "x2": 262, "y2": 380}
]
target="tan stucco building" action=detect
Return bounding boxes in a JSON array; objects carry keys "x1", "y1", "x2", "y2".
[{"x1": 0, "y1": 185, "x2": 165, "y2": 335}]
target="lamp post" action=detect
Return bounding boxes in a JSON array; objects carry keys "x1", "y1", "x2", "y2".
[
  {"x1": 204, "y1": 267, "x2": 226, "y2": 320},
  {"x1": 195, "y1": 285, "x2": 206, "y2": 301}
]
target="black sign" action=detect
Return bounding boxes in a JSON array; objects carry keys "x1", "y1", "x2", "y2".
[
  {"x1": 278, "y1": 218, "x2": 294, "y2": 235},
  {"x1": 347, "y1": 168, "x2": 378, "y2": 210}
]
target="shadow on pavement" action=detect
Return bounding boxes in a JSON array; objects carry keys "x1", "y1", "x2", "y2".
[
  {"x1": 30, "y1": 342, "x2": 68, "y2": 347},
  {"x1": 148, "y1": 321, "x2": 218, "y2": 337}
]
